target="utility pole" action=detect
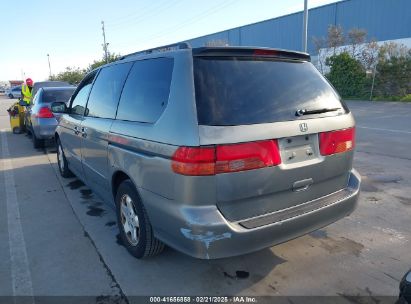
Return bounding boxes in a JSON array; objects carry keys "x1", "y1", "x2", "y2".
[
  {"x1": 369, "y1": 63, "x2": 377, "y2": 101},
  {"x1": 302, "y1": 0, "x2": 308, "y2": 52},
  {"x1": 101, "y1": 21, "x2": 109, "y2": 63},
  {"x1": 47, "y1": 54, "x2": 52, "y2": 79}
]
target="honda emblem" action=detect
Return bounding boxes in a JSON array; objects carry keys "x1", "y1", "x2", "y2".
[{"x1": 299, "y1": 123, "x2": 308, "y2": 132}]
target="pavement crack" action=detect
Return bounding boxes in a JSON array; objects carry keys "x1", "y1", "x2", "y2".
[
  {"x1": 84, "y1": 231, "x2": 129, "y2": 304},
  {"x1": 382, "y1": 271, "x2": 400, "y2": 282}
]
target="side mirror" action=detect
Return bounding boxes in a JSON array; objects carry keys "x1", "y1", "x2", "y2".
[
  {"x1": 51, "y1": 102, "x2": 67, "y2": 114},
  {"x1": 399, "y1": 269, "x2": 411, "y2": 303}
]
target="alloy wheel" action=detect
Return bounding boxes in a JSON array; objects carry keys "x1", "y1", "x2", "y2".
[{"x1": 120, "y1": 194, "x2": 140, "y2": 246}]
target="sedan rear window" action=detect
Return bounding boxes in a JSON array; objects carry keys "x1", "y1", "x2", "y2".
[
  {"x1": 193, "y1": 57, "x2": 346, "y2": 126},
  {"x1": 43, "y1": 88, "x2": 75, "y2": 103}
]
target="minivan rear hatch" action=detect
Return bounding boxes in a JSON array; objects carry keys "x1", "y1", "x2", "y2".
[{"x1": 193, "y1": 48, "x2": 354, "y2": 223}]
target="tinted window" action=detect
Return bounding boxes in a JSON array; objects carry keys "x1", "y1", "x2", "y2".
[
  {"x1": 86, "y1": 63, "x2": 132, "y2": 119},
  {"x1": 70, "y1": 72, "x2": 96, "y2": 116},
  {"x1": 43, "y1": 88, "x2": 75, "y2": 103},
  {"x1": 116, "y1": 58, "x2": 174, "y2": 123},
  {"x1": 194, "y1": 57, "x2": 345, "y2": 126}
]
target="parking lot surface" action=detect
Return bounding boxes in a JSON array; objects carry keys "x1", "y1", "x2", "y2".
[{"x1": 0, "y1": 95, "x2": 410, "y2": 301}]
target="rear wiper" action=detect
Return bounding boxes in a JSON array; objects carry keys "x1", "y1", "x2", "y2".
[{"x1": 296, "y1": 107, "x2": 341, "y2": 117}]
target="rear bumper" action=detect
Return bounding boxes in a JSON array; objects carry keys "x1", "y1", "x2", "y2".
[
  {"x1": 142, "y1": 169, "x2": 361, "y2": 259},
  {"x1": 32, "y1": 118, "x2": 58, "y2": 139}
]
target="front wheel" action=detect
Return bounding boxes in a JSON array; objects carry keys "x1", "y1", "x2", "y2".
[
  {"x1": 57, "y1": 138, "x2": 73, "y2": 178},
  {"x1": 116, "y1": 180, "x2": 164, "y2": 258}
]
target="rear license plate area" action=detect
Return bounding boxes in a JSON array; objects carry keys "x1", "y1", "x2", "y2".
[{"x1": 279, "y1": 134, "x2": 319, "y2": 165}]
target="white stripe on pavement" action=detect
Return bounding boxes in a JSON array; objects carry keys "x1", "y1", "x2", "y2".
[
  {"x1": 357, "y1": 125, "x2": 411, "y2": 135},
  {"x1": 0, "y1": 130, "x2": 34, "y2": 301}
]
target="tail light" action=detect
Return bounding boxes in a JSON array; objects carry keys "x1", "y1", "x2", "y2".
[
  {"x1": 319, "y1": 127, "x2": 355, "y2": 156},
  {"x1": 171, "y1": 146, "x2": 215, "y2": 176},
  {"x1": 171, "y1": 140, "x2": 281, "y2": 176},
  {"x1": 36, "y1": 107, "x2": 54, "y2": 118},
  {"x1": 216, "y1": 140, "x2": 281, "y2": 173}
]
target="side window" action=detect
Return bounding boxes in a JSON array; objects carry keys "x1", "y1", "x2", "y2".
[
  {"x1": 116, "y1": 57, "x2": 174, "y2": 123},
  {"x1": 70, "y1": 72, "x2": 97, "y2": 116},
  {"x1": 86, "y1": 63, "x2": 132, "y2": 119}
]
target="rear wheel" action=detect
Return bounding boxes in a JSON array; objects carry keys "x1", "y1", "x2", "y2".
[
  {"x1": 32, "y1": 131, "x2": 44, "y2": 149},
  {"x1": 57, "y1": 138, "x2": 73, "y2": 178},
  {"x1": 115, "y1": 180, "x2": 164, "y2": 258},
  {"x1": 12, "y1": 127, "x2": 21, "y2": 134}
]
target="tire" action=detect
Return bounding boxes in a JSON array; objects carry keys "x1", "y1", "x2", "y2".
[
  {"x1": 32, "y1": 131, "x2": 44, "y2": 149},
  {"x1": 116, "y1": 180, "x2": 164, "y2": 258},
  {"x1": 56, "y1": 138, "x2": 74, "y2": 178},
  {"x1": 8, "y1": 94, "x2": 13, "y2": 99}
]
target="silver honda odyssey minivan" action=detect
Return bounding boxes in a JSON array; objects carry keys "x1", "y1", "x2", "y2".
[{"x1": 53, "y1": 43, "x2": 361, "y2": 259}]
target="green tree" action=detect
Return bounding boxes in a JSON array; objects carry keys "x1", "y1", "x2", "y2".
[
  {"x1": 49, "y1": 67, "x2": 86, "y2": 85},
  {"x1": 325, "y1": 52, "x2": 367, "y2": 98},
  {"x1": 86, "y1": 53, "x2": 122, "y2": 72},
  {"x1": 374, "y1": 44, "x2": 411, "y2": 98},
  {"x1": 347, "y1": 28, "x2": 367, "y2": 58},
  {"x1": 327, "y1": 25, "x2": 345, "y2": 55}
]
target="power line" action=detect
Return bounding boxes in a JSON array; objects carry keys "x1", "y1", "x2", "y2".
[
  {"x1": 105, "y1": 0, "x2": 168, "y2": 26},
  {"x1": 104, "y1": 2, "x2": 158, "y2": 25},
  {"x1": 106, "y1": 0, "x2": 174, "y2": 29},
  {"x1": 142, "y1": 0, "x2": 237, "y2": 46},
  {"x1": 113, "y1": 0, "x2": 237, "y2": 49}
]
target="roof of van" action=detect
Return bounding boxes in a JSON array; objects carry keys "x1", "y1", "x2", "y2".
[{"x1": 89, "y1": 43, "x2": 311, "y2": 75}]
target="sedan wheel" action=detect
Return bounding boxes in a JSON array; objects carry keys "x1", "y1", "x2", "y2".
[
  {"x1": 57, "y1": 145, "x2": 64, "y2": 172},
  {"x1": 32, "y1": 131, "x2": 44, "y2": 149}
]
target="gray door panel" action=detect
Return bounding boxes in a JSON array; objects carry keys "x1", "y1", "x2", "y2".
[
  {"x1": 81, "y1": 117, "x2": 112, "y2": 198},
  {"x1": 59, "y1": 115, "x2": 85, "y2": 180}
]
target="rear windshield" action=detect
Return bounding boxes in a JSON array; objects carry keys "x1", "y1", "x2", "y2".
[
  {"x1": 43, "y1": 88, "x2": 75, "y2": 103},
  {"x1": 193, "y1": 57, "x2": 346, "y2": 126}
]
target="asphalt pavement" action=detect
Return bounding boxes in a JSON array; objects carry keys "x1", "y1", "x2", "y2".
[{"x1": 0, "y1": 95, "x2": 410, "y2": 302}]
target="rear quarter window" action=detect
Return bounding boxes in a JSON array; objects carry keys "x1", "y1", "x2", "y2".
[
  {"x1": 116, "y1": 57, "x2": 174, "y2": 123},
  {"x1": 194, "y1": 57, "x2": 346, "y2": 126}
]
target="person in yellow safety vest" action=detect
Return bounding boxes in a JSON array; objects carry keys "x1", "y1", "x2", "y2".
[{"x1": 21, "y1": 78, "x2": 34, "y2": 105}]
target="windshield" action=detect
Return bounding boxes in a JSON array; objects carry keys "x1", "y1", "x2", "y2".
[{"x1": 193, "y1": 57, "x2": 346, "y2": 126}]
